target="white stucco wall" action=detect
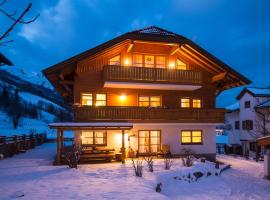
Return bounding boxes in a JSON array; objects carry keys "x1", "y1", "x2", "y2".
[{"x1": 75, "y1": 123, "x2": 217, "y2": 157}]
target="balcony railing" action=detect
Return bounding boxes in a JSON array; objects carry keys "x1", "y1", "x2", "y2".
[
  {"x1": 74, "y1": 106, "x2": 225, "y2": 123},
  {"x1": 103, "y1": 65, "x2": 203, "y2": 84}
]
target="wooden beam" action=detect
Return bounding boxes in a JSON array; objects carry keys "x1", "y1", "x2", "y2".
[
  {"x1": 180, "y1": 46, "x2": 220, "y2": 74},
  {"x1": 127, "y1": 42, "x2": 134, "y2": 53},
  {"x1": 170, "y1": 46, "x2": 180, "y2": 55},
  {"x1": 178, "y1": 50, "x2": 215, "y2": 74},
  {"x1": 56, "y1": 129, "x2": 61, "y2": 165},
  {"x1": 59, "y1": 80, "x2": 74, "y2": 85},
  {"x1": 121, "y1": 129, "x2": 126, "y2": 164},
  {"x1": 212, "y1": 72, "x2": 227, "y2": 83}
]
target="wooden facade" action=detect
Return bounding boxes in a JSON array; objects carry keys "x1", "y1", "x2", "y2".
[{"x1": 43, "y1": 26, "x2": 251, "y2": 164}]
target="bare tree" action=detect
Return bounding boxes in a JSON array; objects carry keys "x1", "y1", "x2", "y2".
[
  {"x1": 0, "y1": 0, "x2": 39, "y2": 46},
  {"x1": 254, "y1": 106, "x2": 270, "y2": 136}
]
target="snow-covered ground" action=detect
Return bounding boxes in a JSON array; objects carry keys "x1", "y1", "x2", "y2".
[{"x1": 0, "y1": 143, "x2": 269, "y2": 200}]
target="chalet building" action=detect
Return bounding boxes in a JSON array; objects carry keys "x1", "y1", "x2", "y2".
[
  {"x1": 43, "y1": 26, "x2": 250, "y2": 164},
  {"x1": 226, "y1": 87, "x2": 270, "y2": 158}
]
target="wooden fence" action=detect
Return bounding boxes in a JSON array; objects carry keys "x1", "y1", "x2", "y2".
[{"x1": 0, "y1": 133, "x2": 47, "y2": 159}]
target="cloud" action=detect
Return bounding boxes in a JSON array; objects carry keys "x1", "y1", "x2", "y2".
[
  {"x1": 130, "y1": 18, "x2": 149, "y2": 30},
  {"x1": 18, "y1": 0, "x2": 76, "y2": 47}
]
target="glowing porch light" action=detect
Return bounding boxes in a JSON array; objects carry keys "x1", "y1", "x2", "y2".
[
  {"x1": 169, "y1": 62, "x2": 175, "y2": 69},
  {"x1": 119, "y1": 94, "x2": 127, "y2": 101},
  {"x1": 124, "y1": 58, "x2": 130, "y2": 66}
]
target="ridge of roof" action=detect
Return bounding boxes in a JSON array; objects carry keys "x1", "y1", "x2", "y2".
[{"x1": 237, "y1": 87, "x2": 270, "y2": 100}]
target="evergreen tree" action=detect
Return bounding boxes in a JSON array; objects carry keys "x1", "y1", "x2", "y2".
[
  {"x1": 10, "y1": 88, "x2": 23, "y2": 128},
  {"x1": 1, "y1": 86, "x2": 9, "y2": 109}
]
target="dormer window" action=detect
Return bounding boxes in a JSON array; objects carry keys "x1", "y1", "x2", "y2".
[
  {"x1": 176, "y1": 59, "x2": 187, "y2": 70},
  {"x1": 109, "y1": 55, "x2": 120, "y2": 65}
]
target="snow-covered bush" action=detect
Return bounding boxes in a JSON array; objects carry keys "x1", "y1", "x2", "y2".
[
  {"x1": 144, "y1": 155, "x2": 154, "y2": 172},
  {"x1": 164, "y1": 156, "x2": 173, "y2": 170},
  {"x1": 132, "y1": 158, "x2": 143, "y2": 177},
  {"x1": 180, "y1": 148, "x2": 195, "y2": 167}
]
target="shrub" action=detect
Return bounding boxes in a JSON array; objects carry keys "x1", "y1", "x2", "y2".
[
  {"x1": 164, "y1": 156, "x2": 173, "y2": 170},
  {"x1": 180, "y1": 148, "x2": 195, "y2": 167},
  {"x1": 132, "y1": 158, "x2": 143, "y2": 177},
  {"x1": 66, "y1": 145, "x2": 81, "y2": 169},
  {"x1": 144, "y1": 155, "x2": 154, "y2": 172}
]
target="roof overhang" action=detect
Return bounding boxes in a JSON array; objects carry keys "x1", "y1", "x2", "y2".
[
  {"x1": 0, "y1": 53, "x2": 13, "y2": 66},
  {"x1": 49, "y1": 122, "x2": 133, "y2": 130},
  {"x1": 257, "y1": 136, "x2": 270, "y2": 146}
]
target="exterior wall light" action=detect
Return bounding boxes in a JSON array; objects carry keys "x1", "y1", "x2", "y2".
[
  {"x1": 169, "y1": 62, "x2": 175, "y2": 69},
  {"x1": 119, "y1": 94, "x2": 127, "y2": 101},
  {"x1": 124, "y1": 58, "x2": 130, "y2": 66}
]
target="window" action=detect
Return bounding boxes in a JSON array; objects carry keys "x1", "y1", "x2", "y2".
[
  {"x1": 176, "y1": 59, "x2": 187, "y2": 70},
  {"x1": 95, "y1": 94, "x2": 106, "y2": 106},
  {"x1": 81, "y1": 93, "x2": 93, "y2": 106},
  {"x1": 181, "y1": 98, "x2": 190, "y2": 108},
  {"x1": 133, "y1": 54, "x2": 143, "y2": 67},
  {"x1": 156, "y1": 56, "x2": 166, "y2": 68},
  {"x1": 81, "y1": 131, "x2": 107, "y2": 145},
  {"x1": 244, "y1": 101, "x2": 251, "y2": 108},
  {"x1": 109, "y1": 55, "x2": 120, "y2": 65},
  {"x1": 181, "y1": 130, "x2": 202, "y2": 144},
  {"x1": 192, "y1": 99, "x2": 201, "y2": 108},
  {"x1": 235, "y1": 121, "x2": 240, "y2": 130},
  {"x1": 138, "y1": 130, "x2": 161, "y2": 153},
  {"x1": 242, "y1": 120, "x2": 253, "y2": 130},
  {"x1": 139, "y1": 95, "x2": 161, "y2": 107},
  {"x1": 144, "y1": 55, "x2": 154, "y2": 68}
]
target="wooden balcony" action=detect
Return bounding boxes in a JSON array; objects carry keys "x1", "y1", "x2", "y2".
[
  {"x1": 74, "y1": 106, "x2": 225, "y2": 123},
  {"x1": 103, "y1": 65, "x2": 203, "y2": 90}
]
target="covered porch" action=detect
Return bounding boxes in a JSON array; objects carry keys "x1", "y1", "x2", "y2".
[{"x1": 49, "y1": 122, "x2": 133, "y2": 165}]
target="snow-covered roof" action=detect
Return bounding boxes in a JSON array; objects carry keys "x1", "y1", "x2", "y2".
[
  {"x1": 237, "y1": 87, "x2": 270, "y2": 100},
  {"x1": 49, "y1": 122, "x2": 133, "y2": 130},
  {"x1": 226, "y1": 102, "x2": 240, "y2": 111},
  {"x1": 255, "y1": 99, "x2": 270, "y2": 108},
  {"x1": 132, "y1": 26, "x2": 177, "y2": 36}
]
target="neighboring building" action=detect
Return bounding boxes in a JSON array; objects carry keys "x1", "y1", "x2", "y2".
[
  {"x1": 226, "y1": 87, "x2": 270, "y2": 157},
  {"x1": 43, "y1": 26, "x2": 250, "y2": 164},
  {"x1": 216, "y1": 128, "x2": 228, "y2": 154}
]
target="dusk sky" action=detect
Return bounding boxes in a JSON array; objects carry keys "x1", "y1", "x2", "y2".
[{"x1": 1, "y1": 0, "x2": 270, "y2": 107}]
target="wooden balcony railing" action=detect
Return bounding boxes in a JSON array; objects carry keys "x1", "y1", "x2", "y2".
[
  {"x1": 74, "y1": 106, "x2": 225, "y2": 123},
  {"x1": 103, "y1": 65, "x2": 203, "y2": 84}
]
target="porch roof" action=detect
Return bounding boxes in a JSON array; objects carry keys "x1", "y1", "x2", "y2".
[
  {"x1": 257, "y1": 136, "x2": 270, "y2": 146},
  {"x1": 49, "y1": 122, "x2": 133, "y2": 130}
]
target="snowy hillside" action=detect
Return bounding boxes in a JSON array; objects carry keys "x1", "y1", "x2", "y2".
[
  {"x1": 0, "y1": 66, "x2": 53, "y2": 89},
  {"x1": 0, "y1": 67, "x2": 72, "y2": 137}
]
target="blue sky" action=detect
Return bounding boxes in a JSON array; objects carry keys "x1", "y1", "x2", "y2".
[{"x1": 1, "y1": 0, "x2": 270, "y2": 107}]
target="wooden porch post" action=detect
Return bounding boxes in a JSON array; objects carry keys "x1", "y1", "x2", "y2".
[
  {"x1": 56, "y1": 129, "x2": 61, "y2": 165},
  {"x1": 121, "y1": 129, "x2": 126, "y2": 163}
]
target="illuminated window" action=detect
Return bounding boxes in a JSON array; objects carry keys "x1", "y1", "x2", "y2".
[
  {"x1": 81, "y1": 93, "x2": 93, "y2": 106},
  {"x1": 109, "y1": 55, "x2": 120, "y2": 65},
  {"x1": 139, "y1": 95, "x2": 161, "y2": 107},
  {"x1": 81, "y1": 131, "x2": 107, "y2": 145},
  {"x1": 138, "y1": 130, "x2": 161, "y2": 153},
  {"x1": 192, "y1": 99, "x2": 201, "y2": 108},
  {"x1": 181, "y1": 98, "x2": 190, "y2": 108},
  {"x1": 176, "y1": 59, "x2": 187, "y2": 70},
  {"x1": 181, "y1": 130, "x2": 202, "y2": 144},
  {"x1": 156, "y1": 56, "x2": 166, "y2": 68},
  {"x1": 133, "y1": 54, "x2": 143, "y2": 67},
  {"x1": 95, "y1": 94, "x2": 106, "y2": 106},
  {"x1": 144, "y1": 55, "x2": 154, "y2": 68}
]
